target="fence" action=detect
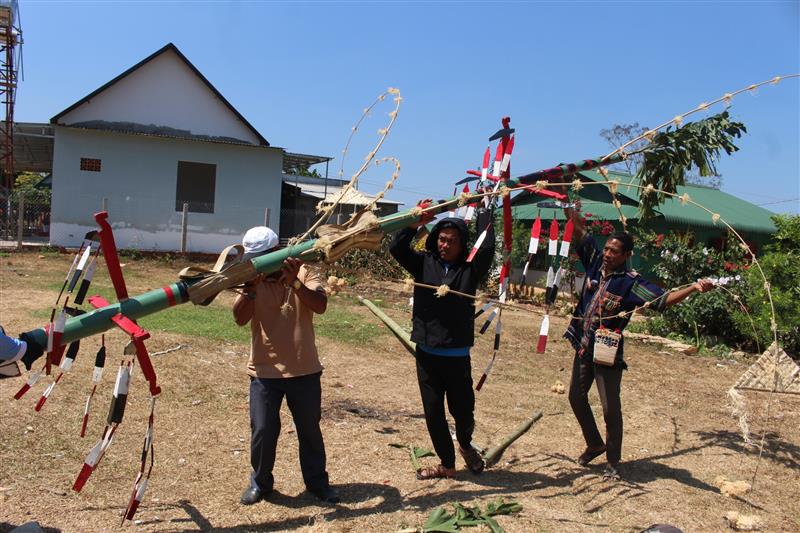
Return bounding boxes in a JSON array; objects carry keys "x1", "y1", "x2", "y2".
[
  {"x1": 0, "y1": 189, "x2": 51, "y2": 247},
  {"x1": 0, "y1": 190, "x2": 398, "y2": 252}
]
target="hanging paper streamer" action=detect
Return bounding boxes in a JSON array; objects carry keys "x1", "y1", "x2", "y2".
[
  {"x1": 35, "y1": 340, "x2": 79, "y2": 412},
  {"x1": 123, "y1": 398, "x2": 155, "y2": 523},
  {"x1": 520, "y1": 214, "x2": 541, "y2": 286},
  {"x1": 81, "y1": 336, "x2": 107, "y2": 438},
  {"x1": 547, "y1": 218, "x2": 574, "y2": 305}
]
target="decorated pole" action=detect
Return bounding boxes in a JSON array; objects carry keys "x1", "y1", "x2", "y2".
[{"x1": 18, "y1": 151, "x2": 627, "y2": 350}]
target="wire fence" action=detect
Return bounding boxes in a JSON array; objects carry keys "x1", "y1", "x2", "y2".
[
  {"x1": 0, "y1": 189, "x2": 401, "y2": 252},
  {"x1": 0, "y1": 189, "x2": 51, "y2": 246}
]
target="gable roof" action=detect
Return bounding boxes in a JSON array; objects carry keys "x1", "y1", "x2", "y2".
[{"x1": 50, "y1": 43, "x2": 269, "y2": 147}]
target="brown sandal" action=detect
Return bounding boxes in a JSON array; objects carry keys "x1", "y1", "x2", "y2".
[
  {"x1": 459, "y1": 446, "x2": 485, "y2": 475},
  {"x1": 416, "y1": 464, "x2": 456, "y2": 480}
]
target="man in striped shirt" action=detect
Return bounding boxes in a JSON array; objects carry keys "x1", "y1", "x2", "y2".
[{"x1": 562, "y1": 202, "x2": 714, "y2": 480}]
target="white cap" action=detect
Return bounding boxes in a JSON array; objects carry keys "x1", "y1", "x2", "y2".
[{"x1": 242, "y1": 226, "x2": 279, "y2": 259}]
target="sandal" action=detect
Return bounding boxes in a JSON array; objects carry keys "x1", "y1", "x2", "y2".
[
  {"x1": 577, "y1": 445, "x2": 607, "y2": 467},
  {"x1": 602, "y1": 463, "x2": 620, "y2": 480},
  {"x1": 459, "y1": 446, "x2": 485, "y2": 475},
  {"x1": 416, "y1": 464, "x2": 456, "y2": 480}
]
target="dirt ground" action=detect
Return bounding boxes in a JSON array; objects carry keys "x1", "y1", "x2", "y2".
[{"x1": 1, "y1": 252, "x2": 798, "y2": 533}]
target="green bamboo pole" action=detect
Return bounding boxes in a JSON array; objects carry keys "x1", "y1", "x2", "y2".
[
  {"x1": 483, "y1": 410, "x2": 544, "y2": 468},
  {"x1": 21, "y1": 154, "x2": 621, "y2": 349},
  {"x1": 358, "y1": 296, "x2": 416, "y2": 355}
]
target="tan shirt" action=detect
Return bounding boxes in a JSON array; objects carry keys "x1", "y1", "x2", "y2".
[{"x1": 247, "y1": 265, "x2": 324, "y2": 379}]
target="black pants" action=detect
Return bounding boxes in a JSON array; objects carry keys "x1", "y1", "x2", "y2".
[
  {"x1": 568, "y1": 354, "x2": 624, "y2": 465},
  {"x1": 249, "y1": 373, "x2": 329, "y2": 492},
  {"x1": 415, "y1": 348, "x2": 475, "y2": 469}
]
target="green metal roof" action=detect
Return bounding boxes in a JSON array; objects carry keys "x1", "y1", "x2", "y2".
[{"x1": 513, "y1": 169, "x2": 776, "y2": 236}]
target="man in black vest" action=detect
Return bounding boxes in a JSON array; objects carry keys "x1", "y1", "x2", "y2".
[{"x1": 390, "y1": 200, "x2": 495, "y2": 479}]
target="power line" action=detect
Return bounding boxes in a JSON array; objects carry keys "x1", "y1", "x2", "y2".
[{"x1": 757, "y1": 198, "x2": 799, "y2": 206}]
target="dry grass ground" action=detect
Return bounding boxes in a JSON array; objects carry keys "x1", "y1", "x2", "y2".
[{"x1": 1, "y1": 252, "x2": 799, "y2": 532}]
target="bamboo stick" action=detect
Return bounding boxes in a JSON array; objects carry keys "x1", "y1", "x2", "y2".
[
  {"x1": 483, "y1": 410, "x2": 543, "y2": 468},
  {"x1": 358, "y1": 296, "x2": 416, "y2": 356}
]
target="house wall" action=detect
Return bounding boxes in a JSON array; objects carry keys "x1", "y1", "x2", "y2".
[{"x1": 50, "y1": 127, "x2": 283, "y2": 252}]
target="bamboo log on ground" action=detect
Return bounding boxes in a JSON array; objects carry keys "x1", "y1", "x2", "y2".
[
  {"x1": 483, "y1": 410, "x2": 544, "y2": 468},
  {"x1": 358, "y1": 296, "x2": 416, "y2": 356}
]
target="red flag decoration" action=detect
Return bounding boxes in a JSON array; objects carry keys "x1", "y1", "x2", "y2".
[
  {"x1": 520, "y1": 214, "x2": 541, "y2": 286},
  {"x1": 46, "y1": 306, "x2": 68, "y2": 375},
  {"x1": 74, "y1": 360, "x2": 131, "y2": 492},
  {"x1": 81, "y1": 336, "x2": 107, "y2": 438},
  {"x1": 123, "y1": 398, "x2": 155, "y2": 523},
  {"x1": 35, "y1": 340, "x2": 79, "y2": 412},
  {"x1": 491, "y1": 136, "x2": 505, "y2": 178},
  {"x1": 544, "y1": 220, "x2": 559, "y2": 301},
  {"x1": 74, "y1": 425, "x2": 117, "y2": 492},
  {"x1": 455, "y1": 184, "x2": 469, "y2": 218},
  {"x1": 548, "y1": 218, "x2": 575, "y2": 305},
  {"x1": 500, "y1": 134, "x2": 515, "y2": 175},
  {"x1": 74, "y1": 246, "x2": 102, "y2": 306},
  {"x1": 13, "y1": 363, "x2": 44, "y2": 400},
  {"x1": 538, "y1": 219, "x2": 560, "y2": 354},
  {"x1": 536, "y1": 315, "x2": 550, "y2": 353}
]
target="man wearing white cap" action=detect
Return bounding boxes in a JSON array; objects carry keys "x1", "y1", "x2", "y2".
[{"x1": 232, "y1": 226, "x2": 339, "y2": 505}]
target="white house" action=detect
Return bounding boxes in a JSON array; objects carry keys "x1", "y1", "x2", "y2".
[{"x1": 49, "y1": 43, "x2": 290, "y2": 252}]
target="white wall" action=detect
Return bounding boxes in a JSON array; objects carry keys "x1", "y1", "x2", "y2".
[
  {"x1": 56, "y1": 50, "x2": 262, "y2": 145},
  {"x1": 50, "y1": 127, "x2": 283, "y2": 252}
]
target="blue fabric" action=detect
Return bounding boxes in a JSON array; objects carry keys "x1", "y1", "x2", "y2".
[
  {"x1": 0, "y1": 331, "x2": 25, "y2": 362},
  {"x1": 418, "y1": 344, "x2": 470, "y2": 357}
]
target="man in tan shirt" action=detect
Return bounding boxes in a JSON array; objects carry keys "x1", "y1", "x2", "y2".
[{"x1": 232, "y1": 226, "x2": 339, "y2": 505}]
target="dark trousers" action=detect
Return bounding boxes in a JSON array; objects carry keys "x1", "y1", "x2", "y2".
[
  {"x1": 249, "y1": 372, "x2": 329, "y2": 492},
  {"x1": 568, "y1": 354, "x2": 624, "y2": 465},
  {"x1": 415, "y1": 348, "x2": 475, "y2": 469}
]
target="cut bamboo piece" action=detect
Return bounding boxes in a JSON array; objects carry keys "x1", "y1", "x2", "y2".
[
  {"x1": 358, "y1": 296, "x2": 416, "y2": 356},
  {"x1": 483, "y1": 410, "x2": 543, "y2": 468}
]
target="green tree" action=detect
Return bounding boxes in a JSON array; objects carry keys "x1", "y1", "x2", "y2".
[
  {"x1": 733, "y1": 215, "x2": 800, "y2": 357},
  {"x1": 13, "y1": 172, "x2": 51, "y2": 204}
]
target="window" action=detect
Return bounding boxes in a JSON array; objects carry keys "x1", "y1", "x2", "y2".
[
  {"x1": 80, "y1": 158, "x2": 102, "y2": 172},
  {"x1": 175, "y1": 161, "x2": 216, "y2": 213}
]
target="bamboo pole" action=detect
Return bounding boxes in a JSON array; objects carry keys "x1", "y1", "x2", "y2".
[
  {"x1": 358, "y1": 296, "x2": 415, "y2": 355},
  {"x1": 483, "y1": 410, "x2": 543, "y2": 468}
]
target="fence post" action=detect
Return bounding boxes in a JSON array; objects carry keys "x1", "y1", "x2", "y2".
[
  {"x1": 180, "y1": 202, "x2": 189, "y2": 253},
  {"x1": 16, "y1": 194, "x2": 24, "y2": 249},
  {"x1": 101, "y1": 197, "x2": 108, "y2": 213},
  {"x1": 264, "y1": 207, "x2": 270, "y2": 227}
]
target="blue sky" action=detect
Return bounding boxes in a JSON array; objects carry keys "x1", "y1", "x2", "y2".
[{"x1": 17, "y1": 1, "x2": 800, "y2": 214}]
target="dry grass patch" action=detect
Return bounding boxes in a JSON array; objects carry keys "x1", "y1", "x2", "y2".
[{"x1": 1, "y1": 253, "x2": 799, "y2": 532}]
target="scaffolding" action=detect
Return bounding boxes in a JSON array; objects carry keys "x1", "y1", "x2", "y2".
[{"x1": 0, "y1": 0, "x2": 21, "y2": 189}]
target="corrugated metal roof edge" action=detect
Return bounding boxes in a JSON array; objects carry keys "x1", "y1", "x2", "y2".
[{"x1": 575, "y1": 170, "x2": 776, "y2": 234}]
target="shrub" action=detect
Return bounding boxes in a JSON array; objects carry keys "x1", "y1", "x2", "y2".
[
  {"x1": 633, "y1": 227, "x2": 751, "y2": 349},
  {"x1": 732, "y1": 215, "x2": 800, "y2": 357}
]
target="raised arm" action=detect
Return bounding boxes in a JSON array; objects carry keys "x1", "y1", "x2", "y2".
[
  {"x1": 664, "y1": 279, "x2": 715, "y2": 307},
  {"x1": 389, "y1": 198, "x2": 432, "y2": 278}
]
